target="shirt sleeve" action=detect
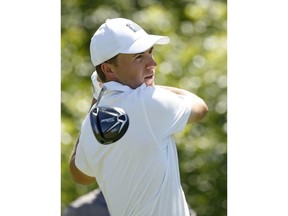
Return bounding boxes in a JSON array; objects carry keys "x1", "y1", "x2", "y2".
[
  {"x1": 142, "y1": 86, "x2": 192, "y2": 142},
  {"x1": 74, "y1": 118, "x2": 95, "y2": 177}
]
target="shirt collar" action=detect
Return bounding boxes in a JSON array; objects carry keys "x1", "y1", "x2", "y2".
[{"x1": 103, "y1": 81, "x2": 146, "y2": 93}]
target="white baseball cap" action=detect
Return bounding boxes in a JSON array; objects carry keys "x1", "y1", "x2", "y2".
[{"x1": 90, "y1": 18, "x2": 170, "y2": 66}]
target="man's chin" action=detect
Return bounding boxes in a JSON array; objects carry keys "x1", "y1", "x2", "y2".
[
  {"x1": 145, "y1": 80, "x2": 154, "y2": 86},
  {"x1": 144, "y1": 76, "x2": 155, "y2": 86}
]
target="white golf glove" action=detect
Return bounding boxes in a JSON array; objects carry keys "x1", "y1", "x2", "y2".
[{"x1": 91, "y1": 71, "x2": 102, "y2": 99}]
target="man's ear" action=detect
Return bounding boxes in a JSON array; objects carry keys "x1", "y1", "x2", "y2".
[{"x1": 101, "y1": 63, "x2": 116, "y2": 80}]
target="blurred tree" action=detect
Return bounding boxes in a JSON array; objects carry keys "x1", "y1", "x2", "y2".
[{"x1": 61, "y1": 0, "x2": 227, "y2": 215}]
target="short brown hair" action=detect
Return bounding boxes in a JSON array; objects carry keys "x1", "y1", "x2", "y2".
[{"x1": 95, "y1": 55, "x2": 118, "y2": 82}]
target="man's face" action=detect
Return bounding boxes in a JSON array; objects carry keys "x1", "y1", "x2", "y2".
[{"x1": 109, "y1": 47, "x2": 157, "y2": 89}]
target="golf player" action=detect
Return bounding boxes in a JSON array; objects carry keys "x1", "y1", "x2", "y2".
[{"x1": 69, "y1": 18, "x2": 208, "y2": 216}]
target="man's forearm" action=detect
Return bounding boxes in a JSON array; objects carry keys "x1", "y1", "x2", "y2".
[
  {"x1": 156, "y1": 85, "x2": 201, "y2": 100},
  {"x1": 69, "y1": 153, "x2": 96, "y2": 185},
  {"x1": 156, "y1": 85, "x2": 188, "y2": 94},
  {"x1": 69, "y1": 134, "x2": 96, "y2": 185}
]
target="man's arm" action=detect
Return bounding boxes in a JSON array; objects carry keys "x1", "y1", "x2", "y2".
[
  {"x1": 157, "y1": 85, "x2": 208, "y2": 123},
  {"x1": 69, "y1": 98, "x2": 97, "y2": 185},
  {"x1": 69, "y1": 137, "x2": 96, "y2": 185}
]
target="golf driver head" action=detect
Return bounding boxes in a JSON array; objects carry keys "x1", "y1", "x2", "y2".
[{"x1": 90, "y1": 106, "x2": 129, "y2": 144}]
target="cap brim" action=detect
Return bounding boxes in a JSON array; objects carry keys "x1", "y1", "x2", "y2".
[{"x1": 120, "y1": 34, "x2": 170, "y2": 54}]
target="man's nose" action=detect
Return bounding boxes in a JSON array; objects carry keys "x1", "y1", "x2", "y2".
[{"x1": 146, "y1": 55, "x2": 157, "y2": 69}]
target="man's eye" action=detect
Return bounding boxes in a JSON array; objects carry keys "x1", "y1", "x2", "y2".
[{"x1": 135, "y1": 55, "x2": 142, "y2": 59}]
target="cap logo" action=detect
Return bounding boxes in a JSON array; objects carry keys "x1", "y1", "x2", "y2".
[{"x1": 126, "y1": 23, "x2": 141, "y2": 32}]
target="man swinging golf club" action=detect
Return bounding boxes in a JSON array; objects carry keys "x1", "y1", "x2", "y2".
[{"x1": 69, "y1": 18, "x2": 208, "y2": 216}]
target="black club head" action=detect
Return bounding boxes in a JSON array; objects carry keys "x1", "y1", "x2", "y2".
[{"x1": 90, "y1": 106, "x2": 129, "y2": 144}]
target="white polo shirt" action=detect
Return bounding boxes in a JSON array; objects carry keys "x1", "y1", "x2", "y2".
[{"x1": 75, "y1": 81, "x2": 192, "y2": 216}]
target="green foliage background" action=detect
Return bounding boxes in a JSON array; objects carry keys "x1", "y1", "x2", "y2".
[{"x1": 61, "y1": 0, "x2": 227, "y2": 215}]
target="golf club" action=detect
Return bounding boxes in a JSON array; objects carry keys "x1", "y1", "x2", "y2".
[{"x1": 90, "y1": 86, "x2": 129, "y2": 144}]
